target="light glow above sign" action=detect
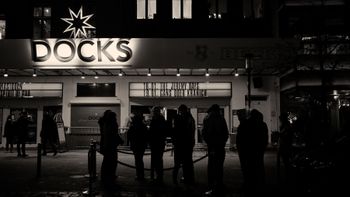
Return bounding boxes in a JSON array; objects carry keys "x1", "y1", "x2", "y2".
[{"x1": 129, "y1": 82, "x2": 231, "y2": 98}]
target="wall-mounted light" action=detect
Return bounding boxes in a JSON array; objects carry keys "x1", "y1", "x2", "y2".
[
  {"x1": 176, "y1": 68, "x2": 181, "y2": 77},
  {"x1": 118, "y1": 69, "x2": 123, "y2": 77},
  {"x1": 205, "y1": 68, "x2": 210, "y2": 77},
  {"x1": 93, "y1": 70, "x2": 99, "y2": 79},
  {"x1": 32, "y1": 69, "x2": 37, "y2": 77},
  {"x1": 147, "y1": 68, "x2": 152, "y2": 77},
  {"x1": 3, "y1": 69, "x2": 8, "y2": 77},
  {"x1": 234, "y1": 68, "x2": 239, "y2": 77},
  {"x1": 81, "y1": 75, "x2": 86, "y2": 79}
]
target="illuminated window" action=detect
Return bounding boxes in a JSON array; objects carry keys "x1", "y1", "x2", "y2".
[
  {"x1": 137, "y1": 0, "x2": 157, "y2": 19},
  {"x1": 0, "y1": 17, "x2": 5, "y2": 39},
  {"x1": 208, "y1": 0, "x2": 227, "y2": 19},
  {"x1": 33, "y1": 7, "x2": 51, "y2": 38},
  {"x1": 243, "y1": 0, "x2": 264, "y2": 19},
  {"x1": 172, "y1": 0, "x2": 192, "y2": 19},
  {"x1": 77, "y1": 83, "x2": 116, "y2": 97}
]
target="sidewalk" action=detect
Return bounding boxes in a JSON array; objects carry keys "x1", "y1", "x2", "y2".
[{"x1": 0, "y1": 147, "x2": 327, "y2": 197}]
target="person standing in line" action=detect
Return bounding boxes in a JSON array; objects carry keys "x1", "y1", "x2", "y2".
[
  {"x1": 99, "y1": 110, "x2": 123, "y2": 190},
  {"x1": 4, "y1": 114, "x2": 16, "y2": 152},
  {"x1": 40, "y1": 111, "x2": 59, "y2": 156},
  {"x1": 236, "y1": 109, "x2": 250, "y2": 191},
  {"x1": 172, "y1": 104, "x2": 196, "y2": 186},
  {"x1": 127, "y1": 112, "x2": 148, "y2": 181},
  {"x1": 202, "y1": 104, "x2": 229, "y2": 196},
  {"x1": 16, "y1": 111, "x2": 30, "y2": 157},
  {"x1": 240, "y1": 109, "x2": 268, "y2": 194},
  {"x1": 148, "y1": 106, "x2": 167, "y2": 184},
  {"x1": 278, "y1": 112, "x2": 294, "y2": 181}
]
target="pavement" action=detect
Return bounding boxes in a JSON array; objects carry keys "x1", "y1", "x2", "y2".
[{"x1": 0, "y1": 145, "x2": 346, "y2": 197}]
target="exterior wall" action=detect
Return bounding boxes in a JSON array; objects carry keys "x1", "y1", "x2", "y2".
[{"x1": 0, "y1": 75, "x2": 280, "y2": 147}]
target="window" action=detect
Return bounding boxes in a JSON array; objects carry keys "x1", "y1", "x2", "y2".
[
  {"x1": 137, "y1": 0, "x2": 157, "y2": 19},
  {"x1": 33, "y1": 7, "x2": 51, "y2": 38},
  {"x1": 0, "y1": 17, "x2": 5, "y2": 39},
  {"x1": 77, "y1": 83, "x2": 116, "y2": 97},
  {"x1": 208, "y1": 0, "x2": 227, "y2": 19},
  {"x1": 172, "y1": 0, "x2": 192, "y2": 19},
  {"x1": 243, "y1": 0, "x2": 264, "y2": 19}
]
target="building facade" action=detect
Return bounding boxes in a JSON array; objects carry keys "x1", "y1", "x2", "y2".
[{"x1": 0, "y1": 0, "x2": 348, "y2": 148}]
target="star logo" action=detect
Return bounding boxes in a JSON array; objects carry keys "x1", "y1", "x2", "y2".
[{"x1": 61, "y1": 6, "x2": 95, "y2": 38}]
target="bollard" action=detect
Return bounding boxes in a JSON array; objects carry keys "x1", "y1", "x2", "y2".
[
  {"x1": 37, "y1": 143, "x2": 42, "y2": 178},
  {"x1": 87, "y1": 139, "x2": 97, "y2": 197}
]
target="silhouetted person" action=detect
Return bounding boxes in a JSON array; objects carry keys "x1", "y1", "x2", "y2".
[
  {"x1": 236, "y1": 108, "x2": 250, "y2": 191},
  {"x1": 4, "y1": 114, "x2": 15, "y2": 152},
  {"x1": 16, "y1": 111, "x2": 30, "y2": 157},
  {"x1": 202, "y1": 104, "x2": 229, "y2": 196},
  {"x1": 40, "y1": 111, "x2": 59, "y2": 156},
  {"x1": 99, "y1": 110, "x2": 123, "y2": 190},
  {"x1": 149, "y1": 106, "x2": 167, "y2": 183},
  {"x1": 238, "y1": 109, "x2": 268, "y2": 194},
  {"x1": 127, "y1": 112, "x2": 148, "y2": 181},
  {"x1": 278, "y1": 112, "x2": 294, "y2": 180},
  {"x1": 172, "y1": 104, "x2": 196, "y2": 185}
]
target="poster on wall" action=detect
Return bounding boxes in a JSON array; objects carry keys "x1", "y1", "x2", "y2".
[{"x1": 10, "y1": 108, "x2": 37, "y2": 144}]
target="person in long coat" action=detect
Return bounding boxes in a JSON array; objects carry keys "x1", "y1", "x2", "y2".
[
  {"x1": 4, "y1": 114, "x2": 16, "y2": 152},
  {"x1": 148, "y1": 106, "x2": 167, "y2": 183},
  {"x1": 237, "y1": 109, "x2": 268, "y2": 194},
  {"x1": 202, "y1": 104, "x2": 229, "y2": 196},
  {"x1": 172, "y1": 104, "x2": 196, "y2": 185},
  {"x1": 99, "y1": 110, "x2": 123, "y2": 190},
  {"x1": 127, "y1": 112, "x2": 148, "y2": 181},
  {"x1": 16, "y1": 111, "x2": 30, "y2": 157},
  {"x1": 40, "y1": 112, "x2": 59, "y2": 156}
]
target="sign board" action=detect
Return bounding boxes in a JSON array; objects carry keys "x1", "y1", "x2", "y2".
[
  {"x1": 129, "y1": 82, "x2": 231, "y2": 98},
  {"x1": 0, "y1": 38, "x2": 297, "y2": 69},
  {"x1": 0, "y1": 82, "x2": 62, "y2": 98}
]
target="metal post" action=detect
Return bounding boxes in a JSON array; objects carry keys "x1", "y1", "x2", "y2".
[
  {"x1": 245, "y1": 54, "x2": 252, "y2": 110},
  {"x1": 37, "y1": 143, "x2": 42, "y2": 178},
  {"x1": 87, "y1": 139, "x2": 97, "y2": 197}
]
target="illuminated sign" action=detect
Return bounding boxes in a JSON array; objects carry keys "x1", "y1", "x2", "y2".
[
  {"x1": 129, "y1": 82, "x2": 231, "y2": 98},
  {"x1": 0, "y1": 82, "x2": 62, "y2": 98},
  {"x1": 61, "y1": 6, "x2": 95, "y2": 38},
  {"x1": 31, "y1": 38, "x2": 132, "y2": 68}
]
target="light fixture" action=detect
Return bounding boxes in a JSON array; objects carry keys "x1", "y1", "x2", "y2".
[
  {"x1": 234, "y1": 68, "x2": 239, "y2": 77},
  {"x1": 81, "y1": 75, "x2": 85, "y2": 79},
  {"x1": 147, "y1": 68, "x2": 152, "y2": 77},
  {"x1": 205, "y1": 68, "x2": 210, "y2": 77},
  {"x1": 32, "y1": 69, "x2": 37, "y2": 77},
  {"x1": 176, "y1": 68, "x2": 181, "y2": 77},
  {"x1": 3, "y1": 69, "x2": 8, "y2": 77},
  {"x1": 118, "y1": 69, "x2": 123, "y2": 77},
  {"x1": 93, "y1": 70, "x2": 99, "y2": 79}
]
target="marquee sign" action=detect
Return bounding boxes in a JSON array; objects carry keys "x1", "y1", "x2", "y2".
[
  {"x1": 129, "y1": 82, "x2": 231, "y2": 98},
  {"x1": 0, "y1": 82, "x2": 63, "y2": 98}
]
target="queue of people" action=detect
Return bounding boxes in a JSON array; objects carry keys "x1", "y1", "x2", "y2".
[
  {"x1": 3, "y1": 111, "x2": 32, "y2": 157},
  {"x1": 97, "y1": 104, "x2": 270, "y2": 196},
  {"x1": 3, "y1": 111, "x2": 60, "y2": 157}
]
